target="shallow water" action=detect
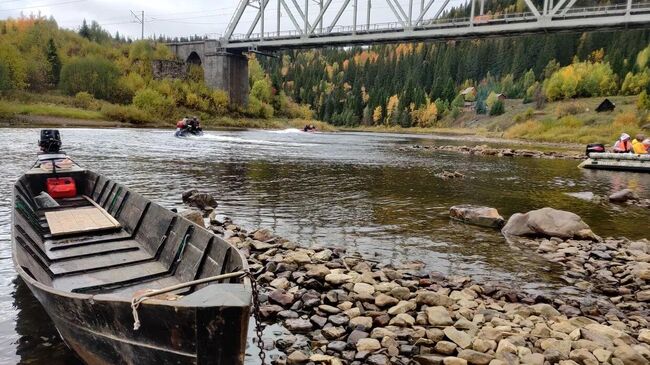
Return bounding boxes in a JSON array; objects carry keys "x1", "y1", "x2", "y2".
[{"x1": 0, "y1": 128, "x2": 648, "y2": 364}]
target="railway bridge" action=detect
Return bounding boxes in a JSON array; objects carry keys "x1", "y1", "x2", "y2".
[{"x1": 169, "y1": 0, "x2": 650, "y2": 105}]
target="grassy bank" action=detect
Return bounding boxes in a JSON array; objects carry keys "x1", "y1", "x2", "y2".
[{"x1": 0, "y1": 91, "x2": 333, "y2": 131}]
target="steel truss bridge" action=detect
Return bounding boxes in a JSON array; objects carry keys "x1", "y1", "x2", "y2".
[{"x1": 221, "y1": 0, "x2": 650, "y2": 51}]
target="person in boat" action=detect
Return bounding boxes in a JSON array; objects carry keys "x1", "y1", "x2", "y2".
[
  {"x1": 613, "y1": 133, "x2": 633, "y2": 153},
  {"x1": 632, "y1": 134, "x2": 647, "y2": 154},
  {"x1": 303, "y1": 124, "x2": 317, "y2": 132},
  {"x1": 638, "y1": 139, "x2": 650, "y2": 154},
  {"x1": 176, "y1": 118, "x2": 188, "y2": 131}
]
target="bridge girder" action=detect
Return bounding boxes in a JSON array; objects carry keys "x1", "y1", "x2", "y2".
[{"x1": 221, "y1": 0, "x2": 650, "y2": 51}]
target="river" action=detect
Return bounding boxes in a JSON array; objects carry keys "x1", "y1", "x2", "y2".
[{"x1": 0, "y1": 128, "x2": 648, "y2": 364}]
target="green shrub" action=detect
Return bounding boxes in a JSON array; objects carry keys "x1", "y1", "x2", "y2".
[
  {"x1": 59, "y1": 56, "x2": 120, "y2": 101},
  {"x1": 101, "y1": 104, "x2": 153, "y2": 124},
  {"x1": 489, "y1": 100, "x2": 505, "y2": 116},
  {"x1": 73, "y1": 91, "x2": 100, "y2": 110},
  {"x1": 251, "y1": 79, "x2": 273, "y2": 103},
  {"x1": 246, "y1": 95, "x2": 274, "y2": 119},
  {"x1": 514, "y1": 107, "x2": 535, "y2": 123},
  {"x1": 0, "y1": 62, "x2": 11, "y2": 91},
  {"x1": 187, "y1": 65, "x2": 204, "y2": 83},
  {"x1": 211, "y1": 90, "x2": 229, "y2": 114},
  {"x1": 0, "y1": 43, "x2": 28, "y2": 90},
  {"x1": 132, "y1": 88, "x2": 174, "y2": 117},
  {"x1": 637, "y1": 90, "x2": 650, "y2": 112},
  {"x1": 450, "y1": 106, "x2": 461, "y2": 119}
]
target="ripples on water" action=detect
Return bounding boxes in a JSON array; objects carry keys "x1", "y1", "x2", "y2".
[{"x1": 0, "y1": 127, "x2": 648, "y2": 364}]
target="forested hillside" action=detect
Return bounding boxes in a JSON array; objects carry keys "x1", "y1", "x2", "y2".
[
  {"x1": 261, "y1": 30, "x2": 650, "y2": 129},
  {"x1": 0, "y1": 16, "x2": 312, "y2": 126}
]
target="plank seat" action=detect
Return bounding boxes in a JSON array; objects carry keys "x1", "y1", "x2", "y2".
[
  {"x1": 45, "y1": 239, "x2": 142, "y2": 261},
  {"x1": 49, "y1": 248, "x2": 152, "y2": 276},
  {"x1": 45, "y1": 230, "x2": 132, "y2": 248},
  {"x1": 53, "y1": 261, "x2": 170, "y2": 293}
]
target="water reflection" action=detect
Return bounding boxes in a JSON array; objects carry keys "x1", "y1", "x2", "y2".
[
  {"x1": 0, "y1": 128, "x2": 648, "y2": 364},
  {"x1": 13, "y1": 278, "x2": 81, "y2": 365}
]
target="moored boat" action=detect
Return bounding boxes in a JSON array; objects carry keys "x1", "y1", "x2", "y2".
[
  {"x1": 12, "y1": 130, "x2": 252, "y2": 365},
  {"x1": 579, "y1": 152, "x2": 650, "y2": 173}
]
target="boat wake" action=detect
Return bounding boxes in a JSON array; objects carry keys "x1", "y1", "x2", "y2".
[
  {"x1": 200, "y1": 133, "x2": 312, "y2": 147},
  {"x1": 270, "y1": 128, "x2": 303, "y2": 134}
]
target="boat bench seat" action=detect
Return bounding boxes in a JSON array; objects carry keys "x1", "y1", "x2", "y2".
[
  {"x1": 53, "y1": 261, "x2": 171, "y2": 293},
  {"x1": 49, "y1": 248, "x2": 153, "y2": 276}
]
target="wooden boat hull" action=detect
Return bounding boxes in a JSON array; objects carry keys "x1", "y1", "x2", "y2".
[
  {"x1": 579, "y1": 152, "x2": 650, "y2": 173},
  {"x1": 12, "y1": 166, "x2": 251, "y2": 365}
]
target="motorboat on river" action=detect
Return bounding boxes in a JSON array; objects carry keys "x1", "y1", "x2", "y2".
[
  {"x1": 12, "y1": 130, "x2": 251, "y2": 365},
  {"x1": 175, "y1": 116, "x2": 204, "y2": 138},
  {"x1": 579, "y1": 152, "x2": 650, "y2": 173}
]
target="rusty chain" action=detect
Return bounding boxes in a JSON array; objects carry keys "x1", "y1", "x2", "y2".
[{"x1": 245, "y1": 271, "x2": 267, "y2": 365}]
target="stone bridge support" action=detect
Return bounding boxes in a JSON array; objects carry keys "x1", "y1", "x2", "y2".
[{"x1": 167, "y1": 40, "x2": 249, "y2": 106}]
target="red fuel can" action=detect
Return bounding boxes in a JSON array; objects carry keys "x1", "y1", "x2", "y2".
[{"x1": 46, "y1": 177, "x2": 77, "y2": 199}]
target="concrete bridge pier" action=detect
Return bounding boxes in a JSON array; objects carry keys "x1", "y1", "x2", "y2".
[
  {"x1": 204, "y1": 52, "x2": 249, "y2": 106},
  {"x1": 168, "y1": 40, "x2": 249, "y2": 106}
]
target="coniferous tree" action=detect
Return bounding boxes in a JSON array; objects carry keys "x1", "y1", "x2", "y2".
[
  {"x1": 46, "y1": 38, "x2": 61, "y2": 87},
  {"x1": 79, "y1": 19, "x2": 90, "y2": 39}
]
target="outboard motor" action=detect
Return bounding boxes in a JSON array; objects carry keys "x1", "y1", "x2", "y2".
[
  {"x1": 35, "y1": 129, "x2": 73, "y2": 172},
  {"x1": 586, "y1": 143, "x2": 605, "y2": 157},
  {"x1": 39, "y1": 129, "x2": 62, "y2": 153}
]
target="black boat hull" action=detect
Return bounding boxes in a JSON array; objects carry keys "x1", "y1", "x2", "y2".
[{"x1": 175, "y1": 130, "x2": 204, "y2": 138}]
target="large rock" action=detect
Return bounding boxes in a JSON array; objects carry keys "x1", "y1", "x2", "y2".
[
  {"x1": 179, "y1": 209, "x2": 205, "y2": 227},
  {"x1": 501, "y1": 207, "x2": 598, "y2": 241},
  {"x1": 182, "y1": 189, "x2": 217, "y2": 210},
  {"x1": 449, "y1": 205, "x2": 505, "y2": 228},
  {"x1": 609, "y1": 189, "x2": 637, "y2": 203}
]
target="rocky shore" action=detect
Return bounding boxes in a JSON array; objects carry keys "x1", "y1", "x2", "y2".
[
  {"x1": 181, "y1": 193, "x2": 650, "y2": 365},
  {"x1": 399, "y1": 145, "x2": 585, "y2": 160}
]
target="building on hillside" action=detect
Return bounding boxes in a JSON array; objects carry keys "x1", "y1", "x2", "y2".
[
  {"x1": 460, "y1": 87, "x2": 477, "y2": 100},
  {"x1": 463, "y1": 101, "x2": 476, "y2": 111},
  {"x1": 596, "y1": 98, "x2": 615, "y2": 113},
  {"x1": 495, "y1": 93, "x2": 507, "y2": 101}
]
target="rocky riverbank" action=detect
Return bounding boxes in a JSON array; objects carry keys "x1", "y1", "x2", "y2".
[
  {"x1": 180, "y1": 193, "x2": 650, "y2": 365},
  {"x1": 399, "y1": 144, "x2": 585, "y2": 160}
]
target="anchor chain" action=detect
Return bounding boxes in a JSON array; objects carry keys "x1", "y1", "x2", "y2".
[{"x1": 245, "y1": 271, "x2": 267, "y2": 365}]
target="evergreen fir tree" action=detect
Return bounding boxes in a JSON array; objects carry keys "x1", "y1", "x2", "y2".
[
  {"x1": 79, "y1": 19, "x2": 91, "y2": 39},
  {"x1": 46, "y1": 38, "x2": 61, "y2": 87}
]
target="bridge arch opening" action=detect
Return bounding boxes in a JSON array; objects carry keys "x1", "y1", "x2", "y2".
[
  {"x1": 187, "y1": 51, "x2": 202, "y2": 66},
  {"x1": 186, "y1": 51, "x2": 204, "y2": 82}
]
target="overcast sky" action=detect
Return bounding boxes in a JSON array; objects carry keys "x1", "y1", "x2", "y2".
[{"x1": 0, "y1": 0, "x2": 465, "y2": 39}]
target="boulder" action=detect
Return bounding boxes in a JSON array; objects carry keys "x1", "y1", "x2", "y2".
[
  {"x1": 181, "y1": 189, "x2": 217, "y2": 210},
  {"x1": 179, "y1": 209, "x2": 205, "y2": 227},
  {"x1": 449, "y1": 205, "x2": 505, "y2": 228},
  {"x1": 609, "y1": 189, "x2": 637, "y2": 203},
  {"x1": 501, "y1": 207, "x2": 598, "y2": 241}
]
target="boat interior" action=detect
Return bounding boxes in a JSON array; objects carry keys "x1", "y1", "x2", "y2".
[{"x1": 13, "y1": 168, "x2": 246, "y2": 299}]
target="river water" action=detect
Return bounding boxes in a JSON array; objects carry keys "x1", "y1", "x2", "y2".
[{"x1": 0, "y1": 128, "x2": 648, "y2": 364}]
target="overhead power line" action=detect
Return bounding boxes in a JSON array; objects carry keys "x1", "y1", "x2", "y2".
[{"x1": 0, "y1": 0, "x2": 88, "y2": 12}]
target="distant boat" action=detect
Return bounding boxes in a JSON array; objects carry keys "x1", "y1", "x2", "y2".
[
  {"x1": 13, "y1": 130, "x2": 251, "y2": 365},
  {"x1": 579, "y1": 152, "x2": 650, "y2": 173}
]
